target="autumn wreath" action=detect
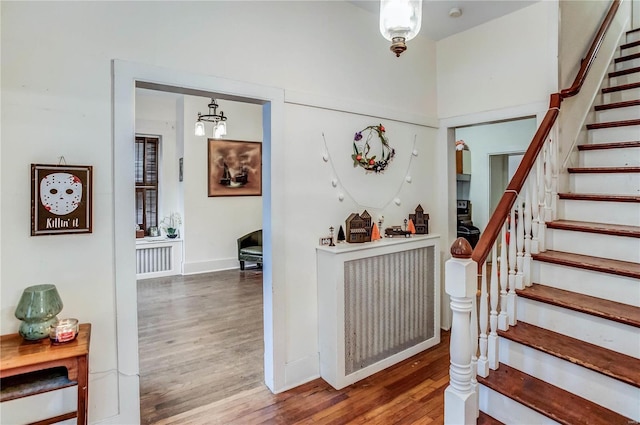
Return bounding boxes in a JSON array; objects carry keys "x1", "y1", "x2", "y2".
[{"x1": 352, "y1": 124, "x2": 395, "y2": 173}]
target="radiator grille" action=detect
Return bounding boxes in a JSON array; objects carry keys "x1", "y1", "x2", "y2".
[
  {"x1": 136, "y1": 246, "x2": 172, "y2": 274},
  {"x1": 344, "y1": 246, "x2": 435, "y2": 374}
]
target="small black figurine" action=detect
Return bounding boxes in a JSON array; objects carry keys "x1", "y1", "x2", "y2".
[{"x1": 337, "y1": 225, "x2": 346, "y2": 242}]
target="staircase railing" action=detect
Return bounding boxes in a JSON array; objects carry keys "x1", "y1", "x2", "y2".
[{"x1": 443, "y1": 1, "x2": 622, "y2": 423}]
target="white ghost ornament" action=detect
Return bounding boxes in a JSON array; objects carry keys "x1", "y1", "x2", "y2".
[{"x1": 40, "y1": 172, "x2": 83, "y2": 215}]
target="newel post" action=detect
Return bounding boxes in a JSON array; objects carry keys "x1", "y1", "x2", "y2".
[{"x1": 444, "y1": 238, "x2": 478, "y2": 425}]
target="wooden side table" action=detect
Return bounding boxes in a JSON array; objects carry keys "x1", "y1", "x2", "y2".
[{"x1": 1, "y1": 323, "x2": 91, "y2": 425}]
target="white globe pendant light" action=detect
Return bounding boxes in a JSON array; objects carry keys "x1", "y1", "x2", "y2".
[{"x1": 379, "y1": 0, "x2": 422, "y2": 57}]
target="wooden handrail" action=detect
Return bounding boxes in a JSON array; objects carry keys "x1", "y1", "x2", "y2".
[
  {"x1": 471, "y1": 0, "x2": 621, "y2": 267},
  {"x1": 561, "y1": 0, "x2": 621, "y2": 99}
]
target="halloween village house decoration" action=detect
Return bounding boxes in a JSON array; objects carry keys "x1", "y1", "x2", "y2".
[{"x1": 341, "y1": 205, "x2": 429, "y2": 244}]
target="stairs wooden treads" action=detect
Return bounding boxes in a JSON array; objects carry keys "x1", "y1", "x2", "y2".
[
  {"x1": 533, "y1": 250, "x2": 640, "y2": 279},
  {"x1": 620, "y1": 40, "x2": 640, "y2": 51},
  {"x1": 567, "y1": 166, "x2": 640, "y2": 173},
  {"x1": 578, "y1": 141, "x2": 640, "y2": 150},
  {"x1": 602, "y1": 81, "x2": 640, "y2": 93},
  {"x1": 478, "y1": 411, "x2": 504, "y2": 425},
  {"x1": 608, "y1": 65, "x2": 640, "y2": 78},
  {"x1": 517, "y1": 283, "x2": 640, "y2": 328},
  {"x1": 558, "y1": 192, "x2": 640, "y2": 202},
  {"x1": 547, "y1": 219, "x2": 640, "y2": 237},
  {"x1": 478, "y1": 364, "x2": 634, "y2": 425},
  {"x1": 497, "y1": 322, "x2": 640, "y2": 388},
  {"x1": 586, "y1": 119, "x2": 640, "y2": 130},
  {"x1": 615, "y1": 52, "x2": 640, "y2": 64},
  {"x1": 594, "y1": 99, "x2": 640, "y2": 110}
]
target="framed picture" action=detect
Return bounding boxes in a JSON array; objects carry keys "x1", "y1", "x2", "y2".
[
  {"x1": 31, "y1": 164, "x2": 93, "y2": 236},
  {"x1": 208, "y1": 139, "x2": 262, "y2": 197}
]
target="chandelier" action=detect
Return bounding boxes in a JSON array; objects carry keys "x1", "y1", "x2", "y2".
[
  {"x1": 195, "y1": 98, "x2": 227, "y2": 138},
  {"x1": 379, "y1": 0, "x2": 422, "y2": 57}
]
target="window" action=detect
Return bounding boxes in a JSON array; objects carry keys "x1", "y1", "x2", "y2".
[{"x1": 135, "y1": 136, "x2": 159, "y2": 234}]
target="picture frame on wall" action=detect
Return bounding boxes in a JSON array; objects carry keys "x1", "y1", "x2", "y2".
[
  {"x1": 31, "y1": 163, "x2": 93, "y2": 236},
  {"x1": 207, "y1": 139, "x2": 262, "y2": 197}
]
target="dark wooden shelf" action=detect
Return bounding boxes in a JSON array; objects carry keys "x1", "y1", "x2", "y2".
[{"x1": 0, "y1": 366, "x2": 75, "y2": 402}]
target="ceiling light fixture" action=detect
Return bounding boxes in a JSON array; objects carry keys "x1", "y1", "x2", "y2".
[
  {"x1": 195, "y1": 98, "x2": 228, "y2": 137},
  {"x1": 379, "y1": 0, "x2": 422, "y2": 57}
]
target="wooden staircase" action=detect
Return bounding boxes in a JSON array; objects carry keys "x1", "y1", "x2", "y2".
[{"x1": 476, "y1": 28, "x2": 640, "y2": 424}]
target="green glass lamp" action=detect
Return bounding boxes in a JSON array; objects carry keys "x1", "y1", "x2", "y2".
[{"x1": 15, "y1": 284, "x2": 63, "y2": 340}]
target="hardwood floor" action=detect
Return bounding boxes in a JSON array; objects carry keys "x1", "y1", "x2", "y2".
[
  {"x1": 155, "y1": 331, "x2": 452, "y2": 425},
  {"x1": 138, "y1": 269, "x2": 455, "y2": 425},
  {"x1": 137, "y1": 268, "x2": 265, "y2": 425}
]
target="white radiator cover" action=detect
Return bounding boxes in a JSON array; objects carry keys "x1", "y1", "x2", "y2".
[
  {"x1": 135, "y1": 238, "x2": 183, "y2": 279},
  {"x1": 317, "y1": 235, "x2": 440, "y2": 389}
]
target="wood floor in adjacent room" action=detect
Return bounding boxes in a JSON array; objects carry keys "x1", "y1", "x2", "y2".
[{"x1": 138, "y1": 269, "x2": 451, "y2": 425}]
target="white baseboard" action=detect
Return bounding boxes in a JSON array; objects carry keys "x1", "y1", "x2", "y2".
[{"x1": 182, "y1": 258, "x2": 239, "y2": 274}]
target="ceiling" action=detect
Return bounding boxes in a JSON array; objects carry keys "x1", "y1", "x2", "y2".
[{"x1": 349, "y1": 0, "x2": 539, "y2": 41}]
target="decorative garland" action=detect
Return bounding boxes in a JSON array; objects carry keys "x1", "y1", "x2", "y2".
[{"x1": 352, "y1": 124, "x2": 395, "y2": 173}]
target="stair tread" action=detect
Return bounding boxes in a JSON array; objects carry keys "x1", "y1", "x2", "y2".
[
  {"x1": 608, "y1": 65, "x2": 640, "y2": 78},
  {"x1": 620, "y1": 40, "x2": 640, "y2": 50},
  {"x1": 615, "y1": 52, "x2": 640, "y2": 63},
  {"x1": 497, "y1": 322, "x2": 640, "y2": 388},
  {"x1": 558, "y1": 192, "x2": 640, "y2": 202},
  {"x1": 602, "y1": 81, "x2": 640, "y2": 93},
  {"x1": 586, "y1": 119, "x2": 640, "y2": 129},
  {"x1": 578, "y1": 141, "x2": 640, "y2": 150},
  {"x1": 547, "y1": 219, "x2": 640, "y2": 237},
  {"x1": 533, "y1": 250, "x2": 640, "y2": 279},
  {"x1": 594, "y1": 99, "x2": 640, "y2": 110},
  {"x1": 478, "y1": 411, "x2": 504, "y2": 425},
  {"x1": 478, "y1": 364, "x2": 634, "y2": 425},
  {"x1": 567, "y1": 166, "x2": 640, "y2": 173},
  {"x1": 517, "y1": 283, "x2": 640, "y2": 327}
]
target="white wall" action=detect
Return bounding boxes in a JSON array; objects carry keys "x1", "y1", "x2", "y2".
[
  {"x1": 1, "y1": 1, "x2": 437, "y2": 423},
  {"x1": 436, "y1": 1, "x2": 559, "y2": 119},
  {"x1": 182, "y1": 96, "x2": 264, "y2": 273},
  {"x1": 455, "y1": 118, "x2": 536, "y2": 233},
  {"x1": 136, "y1": 91, "x2": 264, "y2": 273}
]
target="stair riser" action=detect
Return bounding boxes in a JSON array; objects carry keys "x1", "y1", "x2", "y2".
[
  {"x1": 498, "y1": 338, "x2": 640, "y2": 420},
  {"x1": 558, "y1": 199, "x2": 640, "y2": 226},
  {"x1": 516, "y1": 297, "x2": 640, "y2": 357},
  {"x1": 580, "y1": 147, "x2": 640, "y2": 167},
  {"x1": 588, "y1": 123, "x2": 640, "y2": 143},
  {"x1": 628, "y1": 31, "x2": 640, "y2": 43},
  {"x1": 615, "y1": 57, "x2": 640, "y2": 71},
  {"x1": 570, "y1": 172, "x2": 640, "y2": 196},
  {"x1": 601, "y1": 87, "x2": 640, "y2": 104},
  {"x1": 608, "y1": 70, "x2": 640, "y2": 86},
  {"x1": 621, "y1": 44, "x2": 640, "y2": 55},
  {"x1": 595, "y1": 104, "x2": 640, "y2": 122},
  {"x1": 546, "y1": 227, "x2": 640, "y2": 263},
  {"x1": 478, "y1": 385, "x2": 559, "y2": 425},
  {"x1": 532, "y1": 261, "x2": 639, "y2": 306}
]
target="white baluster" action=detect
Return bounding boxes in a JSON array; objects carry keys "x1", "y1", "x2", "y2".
[
  {"x1": 444, "y1": 241, "x2": 479, "y2": 425},
  {"x1": 531, "y1": 163, "x2": 540, "y2": 255},
  {"x1": 508, "y1": 205, "x2": 518, "y2": 326},
  {"x1": 470, "y1": 266, "x2": 479, "y2": 419},
  {"x1": 538, "y1": 145, "x2": 547, "y2": 252},
  {"x1": 488, "y1": 242, "x2": 499, "y2": 370},
  {"x1": 550, "y1": 136, "x2": 559, "y2": 221},
  {"x1": 477, "y1": 260, "x2": 489, "y2": 378},
  {"x1": 523, "y1": 185, "x2": 532, "y2": 287},
  {"x1": 544, "y1": 138, "x2": 553, "y2": 224},
  {"x1": 516, "y1": 196, "x2": 525, "y2": 290},
  {"x1": 498, "y1": 221, "x2": 509, "y2": 331}
]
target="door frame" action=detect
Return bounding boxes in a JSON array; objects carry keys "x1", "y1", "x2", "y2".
[{"x1": 112, "y1": 60, "x2": 286, "y2": 422}]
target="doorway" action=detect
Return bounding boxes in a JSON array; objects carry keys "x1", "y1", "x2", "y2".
[{"x1": 113, "y1": 60, "x2": 286, "y2": 423}]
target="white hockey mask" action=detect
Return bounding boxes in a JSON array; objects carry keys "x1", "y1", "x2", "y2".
[{"x1": 40, "y1": 172, "x2": 83, "y2": 215}]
